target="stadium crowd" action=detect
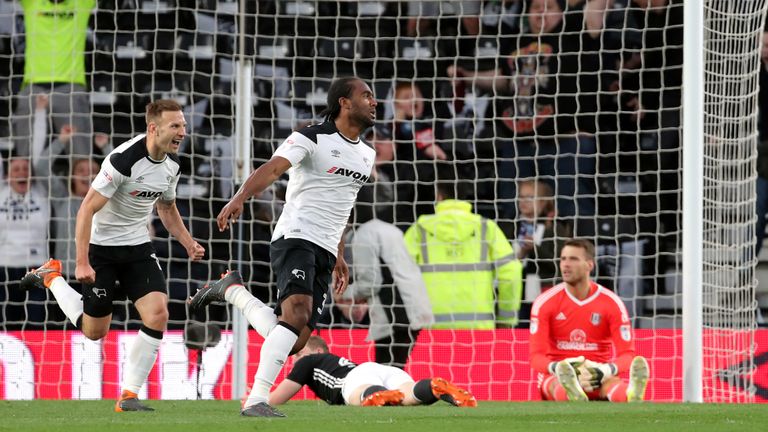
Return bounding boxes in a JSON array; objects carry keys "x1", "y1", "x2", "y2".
[{"x1": 0, "y1": 0, "x2": 698, "y2": 333}]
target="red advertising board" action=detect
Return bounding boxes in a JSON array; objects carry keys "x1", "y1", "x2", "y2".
[{"x1": 1, "y1": 329, "x2": 766, "y2": 402}]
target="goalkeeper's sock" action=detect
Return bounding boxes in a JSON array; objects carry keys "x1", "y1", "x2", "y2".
[
  {"x1": 225, "y1": 285, "x2": 277, "y2": 338},
  {"x1": 122, "y1": 326, "x2": 162, "y2": 394},
  {"x1": 412, "y1": 379, "x2": 438, "y2": 405},
  {"x1": 48, "y1": 277, "x2": 83, "y2": 327},
  {"x1": 604, "y1": 381, "x2": 628, "y2": 402},
  {"x1": 542, "y1": 376, "x2": 570, "y2": 401},
  {"x1": 243, "y1": 322, "x2": 299, "y2": 408},
  {"x1": 552, "y1": 383, "x2": 570, "y2": 401}
]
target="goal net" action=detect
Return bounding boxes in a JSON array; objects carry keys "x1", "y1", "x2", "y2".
[
  {"x1": 0, "y1": 0, "x2": 765, "y2": 403},
  {"x1": 698, "y1": 0, "x2": 766, "y2": 403}
]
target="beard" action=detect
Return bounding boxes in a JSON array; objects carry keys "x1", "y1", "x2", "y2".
[{"x1": 354, "y1": 110, "x2": 375, "y2": 129}]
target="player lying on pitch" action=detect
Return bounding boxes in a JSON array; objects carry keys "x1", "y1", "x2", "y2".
[{"x1": 266, "y1": 335, "x2": 477, "y2": 408}]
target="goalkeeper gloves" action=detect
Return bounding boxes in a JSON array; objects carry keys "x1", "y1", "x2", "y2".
[
  {"x1": 577, "y1": 360, "x2": 618, "y2": 392},
  {"x1": 548, "y1": 356, "x2": 585, "y2": 375}
]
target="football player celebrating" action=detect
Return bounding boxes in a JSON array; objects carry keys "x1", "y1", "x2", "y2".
[
  {"x1": 189, "y1": 77, "x2": 378, "y2": 417},
  {"x1": 529, "y1": 238, "x2": 650, "y2": 402},
  {"x1": 21, "y1": 100, "x2": 205, "y2": 412}
]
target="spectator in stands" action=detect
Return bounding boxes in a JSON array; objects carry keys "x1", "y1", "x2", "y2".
[
  {"x1": 337, "y1": 187, "x2": 434, "y2": 368},
  {"x1": 390, "y1": 81, "x2": 448, "y2": 229},
  {"x1": 364, "y1": 125, "x2": 397, "y2": 223},
  {"x1": 515, "y1": 179, "x2": 571, "y2": 294},
  {"x1": 624, "y1": 0, "x2": 684, "y2": 252},
  {"x1": 407, "y1": 1, "x2": 480, "y2": 38},
  {"x1": 480, "y1": 0, "x2": 523, "y2": 36},
  {"x1": 13, "y1": 0, "x2": 95, "y2": 158},
  {"x1": 30, "y1": 95, "x2": 99, "y2": 279},
  {"x1": 446, "y1": 0, "x2": 600, "y2": 229},
  {"x1": 0, "y1": 156, "x2": 49, "y2": 327},
  {"x1": 403, "y1": 180, "x2": 523, "y2": 329},
  {"x1": 530, "y1": 238, "x2": 650, "y2": 402}
]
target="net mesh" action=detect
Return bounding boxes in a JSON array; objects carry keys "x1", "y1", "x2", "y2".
[
  {"x1": 0, "y1": 0, "x2": 763, "y2": 403},
  {"x1": 700, "y1": 0, "x2": 767, "y2": 403}
]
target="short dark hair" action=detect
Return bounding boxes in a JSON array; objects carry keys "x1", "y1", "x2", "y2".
[
  {"x1": 318, "y1": 77, "x2": 361, "y2": 121},
  {"x1": 304, "y1": 335, "x2": 329, "y2": 353},
  {"x1": 146, "y1": 99, "x2": 183, "y2": 124},
  {"x1": 563, "y1": 238, "x2": 595, "y2": 260},
  {"x1": 434, "y1": 166, "x2": 471, "y2": 201}
]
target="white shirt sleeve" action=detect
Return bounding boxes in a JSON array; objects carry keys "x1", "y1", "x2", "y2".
[
  {"x1": 161, "y1": 172, "x2": 179, "y2": 201},
  {"x1": 272, "y1": 131, "x2": 315, "y2": 167},
  {"x1": 91, "y1": 157, "x2": 126, "y2": 199}
]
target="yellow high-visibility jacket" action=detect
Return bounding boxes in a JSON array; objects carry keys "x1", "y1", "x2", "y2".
[{"x1": 403, "y1": 200, "x2": 523, "y2": 329}]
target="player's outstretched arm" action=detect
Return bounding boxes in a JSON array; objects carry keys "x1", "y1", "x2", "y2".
[
  {"x1": 156, "y1": 199, "x2": 205, "y2": 261},
  {"x1": 75, "y1": 188, "x2": 109, "y2": 284},
  {"x1": 217, "y1": 156, "x2": 291, "y2": 232},
  {"x1": 268, "y1": 379, "x2": 303, "y2": 406}
]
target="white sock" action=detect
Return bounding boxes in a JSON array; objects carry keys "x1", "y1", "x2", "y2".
[
  {"x1": 243, "y1": 324, "x2": 298, "y2": 407},
  {"x1": 122, "y1": 328, "x2": 162, "y2": 394},
  {"x1": 225, "y1": 285, "x2": 278, "y2": 338},
  {"x1": 48, "y1": 277, "x2": 83, "y2": 327}
]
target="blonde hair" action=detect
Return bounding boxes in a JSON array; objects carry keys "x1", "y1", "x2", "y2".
[
  {"x1": 304, "y1": 335, "x2": 330, "y2": 353},
  {"x1": 518, "y1": 179, "x2": 555, "y2": 215}
]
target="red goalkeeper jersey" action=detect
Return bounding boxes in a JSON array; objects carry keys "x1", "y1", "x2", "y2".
[{"x1": 529, "y1": 281, "x2": 636, "y2": 374}]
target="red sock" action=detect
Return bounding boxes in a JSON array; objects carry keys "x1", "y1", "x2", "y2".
[
  {"x1": 552, "y1": 383, "x2": 570, "y2": 401},
  {"x1": 541, "y1": 376, "x2": 570, "y2": 401},
  {"x1": 605, "y1": 381, "x2": 628, "y2": 402}
]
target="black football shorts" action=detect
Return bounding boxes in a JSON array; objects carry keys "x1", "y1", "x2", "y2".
[
  {"x1": 84, "y1": 242, "x2": 166, "y2": 318},
  {"x1": 270, "y1": 237, "x2": 335, "y2": 329}
]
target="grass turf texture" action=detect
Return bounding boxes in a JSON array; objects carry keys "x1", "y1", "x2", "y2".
[{"x1": 1, "y1": 401, "x2": 765, "y2": 432}]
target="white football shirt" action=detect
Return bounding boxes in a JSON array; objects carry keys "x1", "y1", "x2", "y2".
[
  {"x1": 272, "y1": 121, "x2": 376, "y2": 256},
  {"x1": 90, "y1": 134, "x2": 181, "y2": 246}
]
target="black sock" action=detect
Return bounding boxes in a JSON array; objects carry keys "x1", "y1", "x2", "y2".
[
  {"x1": 413, "y1": 379, "x2": 438, "y2": 405},
  {"x1": 361, "y1": 385, "x2": 388, "y2": 401}
]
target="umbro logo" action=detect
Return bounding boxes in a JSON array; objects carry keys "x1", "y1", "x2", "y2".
[
  {"x1": 556, "y1": 312, "x2": 567, "y2": 321},
  {"x1": 331, "y1": 149, "x2": 341, "y2": 158},
  {"x1": 135, "y1": 176, "x2": 144, "y2": 183},
  {"x1": 291, "y1": 269, "x2": 306, "y2": 280}
]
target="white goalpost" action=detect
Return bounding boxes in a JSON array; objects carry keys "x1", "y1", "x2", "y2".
[{"x1": 0, "y1": 0, "x2": 765, "y2": 403}]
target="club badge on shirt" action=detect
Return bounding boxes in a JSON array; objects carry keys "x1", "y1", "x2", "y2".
[
  {"x1": 590, "y1": 313, "x2": 601, "y2": 326},
  {"x1": 620, "y1": 324, "x2": 632, "y2": 342}
]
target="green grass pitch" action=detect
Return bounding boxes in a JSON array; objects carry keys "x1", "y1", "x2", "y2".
[{"x1": 1, "y1": 400, "x2": 766, "y2": 432}]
